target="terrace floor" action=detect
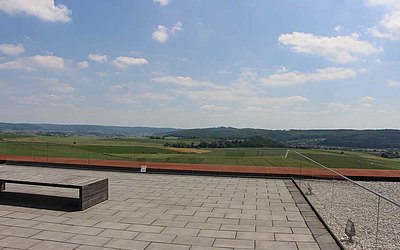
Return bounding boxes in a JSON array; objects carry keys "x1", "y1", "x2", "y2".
[{"x1": 0, "y1": 165, "x2": 340, "y2": 250}]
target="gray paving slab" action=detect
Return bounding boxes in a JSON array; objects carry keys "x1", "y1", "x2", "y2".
[
  {"x1": 0, "y1": 236, "x2": 41, "y2": 249},
  {"x1": 98, "y1": 228, "x2": 139, "y2": 239},
  {"x1": 198, "y1": 229, "x2": 236, "y2": 239},
  {"x1": 214, "y1": 238, "x2": 254, "y2": 249},
  {"x1": 145, "y1": 242, "x2": 190, "y2": 250},
  {"x1": 66, "y1": 234, "x2": 111, "y2": 247},
  {"x1": 134, "y1": 232, "x2": 176, "y2": 243},
  {"x1": 0, "y1": 227, "x2": 41, "y2": 238},
  {"x1": 0, "y1": 165, "x2": 341, "y2": 250},
  {"x1": 173, "y1": 235, "x2": 215, "y2": 247},
  {"x1": 256, "y1": 240, "x2": 298, "y2": 250},
  {"x1": 28, "y1": 241, "x2": 78, "y2": 250},
  {"x1": 31, "y1": 230, "x2": 75, "y2": 242},
  {"x1": 103, "y1": 238, "x2": 150, "y2": 249}
]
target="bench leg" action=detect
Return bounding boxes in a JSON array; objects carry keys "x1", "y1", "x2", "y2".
[
  {"x1": 79, "y1": 179, "x2": 108, "y2": 210},
  {"x1": 0, "y1": 182, "x2": 5, "y2": 191}
]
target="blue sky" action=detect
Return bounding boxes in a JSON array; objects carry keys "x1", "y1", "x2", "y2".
[{"x1": 0, "y1": 0, "x2": 399, "y2": 129}]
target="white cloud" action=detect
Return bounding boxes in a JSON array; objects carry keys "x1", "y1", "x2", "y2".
[
  {"x1": 154, "y1": 73, "x2": 311, "y2": 110},
  {"x1": 151, "y1": 75, "x2": 216, "y2": 88},
  {"x1": 278, "y1": 32, "x2": 383, "y2": 63},
  {"x1": 359, "y1": 96, "x2": 376, "y2": 108},
  {"x1": 360, "y1": 96, "x2": 376, "y2": 103},
  {"x1": 33, "y1": 77, "x2": 74, "y2": 93},
  {"x1": 113, "y1": 56, "x2": 148, "y2": 69},
  {"x1": 243, "y1": 96, "x2": 310, "y2": 107},
  {"x1": 366, "y1": 0, "x2": 400, "y2": 9},
  {"x1": 171, "y1": 21, "x2": 183, "y2": 34},
  {"x1": 152, "y1": 22, "x2": 183, "y2": 43},
  {"x1": 334, "y1": 26, "x2": 342, "y2": 33},
  {"x1": 367, "y1": 27, "x2": 396, "y2": 39},
  {"x1": 109, "y1": 83, "x2": 172, "y2": 104},
  {"x1": 153, "y1": 0, "x2": 169, "y2": 6},
  {"x1": 366, "y1": 0, "x2": 400, "y2": 39},
  {"x1": 88, "y1": 54, "x2": 107, "y2": 63},
  {"x1": 200, "y1": 104, "x2": 231, "y2": 112},
  {"x1": 0, "y1": 43, "x2": 25, "y2": 56},
  {"x1": 380, "y1": 10, "x2": 400, "y2": 32},
  {"x1": 388, "y1": 79, "x2": 400, "y2": 87},
  {"x1": 110, "y1": 92, "x2": 172, "y2": 104},
  {"x1": 12, "y1": 94, "x2": 63, "y2": 104},
  {"x1": 246, "y1": 106, "x2": 264, "y2": 111},
  {"x1": 178, "y1": 88, "x2": 310, "y2": 107},
  {"x1": 11, "y1": 92, "x2": 82, "y2": 105},
  {"x1": 152, "y1": 25, "x2": 169, "y2": 43},
  {"x1": 48, "y1": 84, "x2": 74, "y2": 93},
  {"x1": 260, "y1": 67, "x2": 358, "y2": 87},
  {"x1": 31, "y1": 55, "x2": 64, "y2": 69},
  {"x1": 0, "y1": 55, "x2": 65, "y2": 71},
  {"x1": 77, "y1": 61, "x2": 88, "y2": 69},
  {"x1": 327, "y1": 102, "x2": 352, "y2": 110},
  {"x1": 0, "y1": 0, "x2": 71, "y2": 23},
  {"x1": 216, "y1": 69, "x2": 232, "y2": 75}
]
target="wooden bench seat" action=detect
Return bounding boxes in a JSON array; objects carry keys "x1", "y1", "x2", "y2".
[{"x1": 0, "y1": 169, "x2": 108, "y2": 210}]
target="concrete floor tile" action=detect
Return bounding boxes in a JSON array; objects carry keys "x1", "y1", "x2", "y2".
[
  {"x1": 275, "y1": 233, "x2": 315, "y2": 242},
  {"x1": 152, "y1": 219, "x2": 187, "y2": 228},
  {"x1": 32, "y1": 215, "x2": 68, "y2": 224},
  {"x1": 186, "y1": 222, "x2": 221, "y2": 230},
  {"x1": 173, "y1": 235, "x2": 215, "y2": 247},
  {"x1": 256, "y1": 240, "x2": 297, "y2": 250},
  {"x1": 94, "y1": 221, "x2": 130, "y2": 230},
  {"x1": 127, "y1": 224, "x2": 164, "y2": 233},
  {"x1": 296, "y1": 242, "x2": 321, "y2": 250},
  {"x1": 198, "y1": 229, "x2": 236, "y2": 239},
  {"x1": 31, "y1": 231, "x2": 75, "y2": 242},
  {"x1": 75, "y1": 246, "x2": 116, "y2": 250},
  {"x1": 191, "y1": 246, "x2": 233, "y2": 250},
  {"x1": 104, "y1": 238, "x2": 150, "y2": 250},
  {"x1": 134, "y1": 232, "x2": 176, "y2": 243},
  {"x1": 0, "y1": 227, "x2": 41, "y2": 238},
  {"x1": 63, "y1": 218, "x2": 100, "y2": 227},
  {"x1": 4, "y1": 213, "x2": 39, "y2": 220},
  {"x1": 66, "y1": 234, "x2": 111, "y2": 247},
  {"x1": 214, "y1": 238, "x2": 254, "y2": 249},
  {"x1": 256, "y1": 226, "x2": 292, "y2": 233},
  {"x1": 28, "y1": 241, "x2": 78, "y2": 250},
  {"x1": 221, "y1": 224, "x2": 255, "y2": 232},
  {"x1": 145, "y1": 242, "x2": 190, "y2": 250},
  {"x1": 162, "y1": 226, "x2": 200, "y2": 236},
  {"x1": 98, "y1": 228, "x2": 139, "y2": 239},
  {"x1": 0, "y1": 236, "x2": 41, "y2": 249},
  {"x1": 236, "y1": 232, "x2": 274, "y2": 241}
]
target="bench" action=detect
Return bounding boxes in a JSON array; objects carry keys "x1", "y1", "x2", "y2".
[{"x1": 0, "y1": 170, "x2": 108, "y2": 210}]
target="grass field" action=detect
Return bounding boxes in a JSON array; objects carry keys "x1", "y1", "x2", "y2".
[{"x1": 1, "y1": 134, "x2": 399, "y2": 170}]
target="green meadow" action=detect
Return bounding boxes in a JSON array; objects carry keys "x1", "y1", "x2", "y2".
[{"x1": 1, "y1": 134, "x2": 399, "y2": 170}]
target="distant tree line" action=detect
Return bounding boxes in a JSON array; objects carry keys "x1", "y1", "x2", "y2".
[
  {"x1": 380, "y1": 151, "x2": 400, "y2": 159},
  {"x1": 164, "y1": 136, "x2": 284, "y2": 149},
  {"x1": 164, "y1": 127, "x2": 400, "y2": 149}
]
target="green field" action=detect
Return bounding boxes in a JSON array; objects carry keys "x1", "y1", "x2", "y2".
[{"x1": 1, "y1": 134, "x2": 399, "y2": 170}]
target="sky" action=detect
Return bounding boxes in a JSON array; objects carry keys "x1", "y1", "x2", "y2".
[{"x1": 0, "y1": 0, "x2": 399, "y2": 129}]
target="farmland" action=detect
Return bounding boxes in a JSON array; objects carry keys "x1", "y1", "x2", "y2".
[{"x1": 1, "y1": 134, "x2": 400, "y2": 170}]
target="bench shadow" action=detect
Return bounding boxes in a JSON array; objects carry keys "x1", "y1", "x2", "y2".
[{"x1": 0, "y1": 192, "x2": 79, "y2": 212}]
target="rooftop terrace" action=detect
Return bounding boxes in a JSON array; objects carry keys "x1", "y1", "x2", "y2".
[{"x1": 0, "y1": 165, "x2": 340, "y2": 250}]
